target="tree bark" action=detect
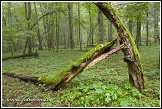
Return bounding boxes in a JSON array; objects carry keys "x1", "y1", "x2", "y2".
[
  {"x1": 135, "y1": 14, "x2": 141, "y2": 48},
  {"x1": 55, "y1": 5, "x2": 59, "y2": 52},
  {"x1": 146, "y1": 11, "x2": 149, "y2": 46},
  {"x1": 128, "y1": 20, "x2": 133, "y2": 35},
  {"x1": 68, "y1": 3, "x2": 74, "y2": 49},
  {"x1": 34, "y1": 2, "x2": 43, "y2": 50},
  {"x1": 98, "y1": 9, "x2": 104, "y2": 44},
  {"x1": 108, "y1": 20, "x2": 113, "y2": 42},
  {"x1": 88, "y1": 10, "x2": 92, "y2": 46},
  {"x1": 24, "y1": 2, "x2": 32, "y2": 54},
  {"x1": 94, "y1": 2, "x2": 144, "y2": 91},
  {"x1": 153, "y1": 3, "x2": 159, "y2": 44},
  {"x1": 78, "y1": 3, "x2": 82, "y2": 51}
]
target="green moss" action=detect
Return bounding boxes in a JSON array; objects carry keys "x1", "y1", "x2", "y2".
[
  {"x1": 104, "y1": 3, "x2": 141, "y2": 60},
  {"x1": 38, "y1": 40, "x2": 116, "y2": 88}
]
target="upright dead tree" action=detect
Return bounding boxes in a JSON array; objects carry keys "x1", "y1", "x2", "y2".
[{"x1": 94, "y1": 2, "x2": 144, "y2": 91}]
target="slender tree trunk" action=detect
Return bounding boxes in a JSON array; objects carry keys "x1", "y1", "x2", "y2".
[
  {"x1": 88, "y1": 10, "x2": 92, "y2": 46},
  {"x1": 7, "y1": 2, "x2": 12, "y2": 27},
  {"x1": 139, "y1": 21, "x2": 141, "y2": 46},
  {"x1": 7, "y1": 3, "x2": 14, "y2": 56},
  {"x1": 68, "y1": 3, "x2": 74, "y2": 49},
  {"x1": 136, "y1": 20, "x2": 139, "y2": 49},
  {"x1": 153, "y1": 3, "x2": 159, "y2": 44},
  {"x1": 56, "y1": 11, "x2": 59, "y2": 52},
  {"x1": 13, "y1": 5, "x2": 18, "y2": 31},
  {"x1": 135, "y1": 15, "x2": 141, "y2": 48},
  {"x1": 78, "y1": 3, "x2": 82, "y2": 51},
  {"x1": 128, "y1": 20, "x2": 133, "y2": 35},
  {"x1": 146, "y1": 11, "x2": 149, "y2": 46},
  {"x1": 98, "y1": 9, "x2": 104, "y2": 44},
  {"x1": 14, "y1": 5, "x2": 20, "y2": 51},
  {"x1": 34, "y1": 2, "x2": 42, "y2": 50},
  {"x1": 108, "y1": 20, "x2": 113, "y2": 42},
  {"x1": 11, "y1": 39, "x2": 17, "y2": 52},
  {"x1": 94, "y1": 3, "x2": 144, "y2": 91},
  {"x1": 46, "y1": 15, "x2": 51, "y2": 50},
  {"x1": 63, "y1": 23, "x2": 67, "y2": 49},
  {"x1": 24, "y1": 2, "x2": 32, "y2": 54},
  {"x1": 2, "y1": 15, "x2": 7, "y2": 26}
]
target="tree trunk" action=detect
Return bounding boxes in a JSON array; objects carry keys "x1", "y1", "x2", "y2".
[
  {"x1": 56, "y1": 11, "x2": 59, "y2": 52},
  {"x1": 94, "y1": 2, "x2": 144, "y2": 91},
  {"x1": 98, "y1": 9, "x2": 104, "y2": 44},
  {"x1": 108, "y1": 20, "x2": 113, "y2": 42},
  {"x1": 128, "y1": 20, "x2": 133, "y2": 35},
  {"x1": 34, "y1": 2, "x2": 42, "y2": 50},
  {"x1": 89, "y1": 9, "x2": 93, "y2": 46},
  {"x1": 68, "y1": 3, "x2": 74, "y2": 49},
  {"x1": 7, "y1": 2, "x2": 12, "y2": 27},
  {"x1": 24, "y1": 2, "x2": 32, "y2": 54},
  {"x1": 13, "y1": 5, "x2": 19, "y2": 31},
  {"x1": 135, "y1": 15, "x2": 141, "y2": 49},
  {"x1": 146, "y1": 11, "x2": 149, "y2": 46},
  {"x1": 78, "y1": 3, "x2": 82, "y2": 51},
  {"x1": 153, "y1": 3, "x2": 159, "y2": 44},
  {"x1": 135, "y1": 20, "x2": 139, "y2": 49}
]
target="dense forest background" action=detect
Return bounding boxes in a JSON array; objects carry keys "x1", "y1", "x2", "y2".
[
  {"x1": 2, "y1": 2, "x2": 160, "y2": 107},
  {"x1": 2, "y1": 2, "x2": 160, "y2": 53}
]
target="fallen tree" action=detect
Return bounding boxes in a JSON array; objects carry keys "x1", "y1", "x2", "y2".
[
  {"x1": 4, "y1": 39, "x2": 125, "y2": 90},
  {"x1": 2, "y1": 52, "x2": 38, "y2": 60}
]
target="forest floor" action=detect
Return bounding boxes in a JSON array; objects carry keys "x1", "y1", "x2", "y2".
[{"x1": 2, "y1": 45, "x2": 160, "y2": 107}]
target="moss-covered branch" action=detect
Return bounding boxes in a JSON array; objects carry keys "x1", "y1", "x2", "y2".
[{"x1": 39, "y1": 39, "x2": 118, "y2": 90}]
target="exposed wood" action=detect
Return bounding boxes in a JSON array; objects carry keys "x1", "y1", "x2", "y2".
[{"x1": 85, "y1": 44, "x2": 125, "y2": 69}]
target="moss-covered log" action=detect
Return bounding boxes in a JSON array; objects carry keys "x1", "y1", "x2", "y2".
[
  {"x1": 2, "y1": 52, "x2": 38, "y2": 60},
  {"x1": 4, "y1": 39, "x2": 122, "y2": 91},
  {"x1": 39, "y1": 39, "x2": 118, "y2": 90},
  {"x1": 94, "y1": 2, "x2": 144, "y2": 91}
]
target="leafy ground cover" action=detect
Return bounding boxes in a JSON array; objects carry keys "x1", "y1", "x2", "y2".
[{"x1": 2, "y1": 45, "x2": 160, "y2": 107}]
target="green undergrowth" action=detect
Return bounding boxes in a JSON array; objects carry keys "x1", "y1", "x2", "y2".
[{"x1": 2, "y1": 45, "x2": 160, "y2": 107}]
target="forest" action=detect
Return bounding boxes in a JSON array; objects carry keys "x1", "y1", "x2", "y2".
[{"x1": 2, "y1": 1, "x2": 160, "y2": 107}]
